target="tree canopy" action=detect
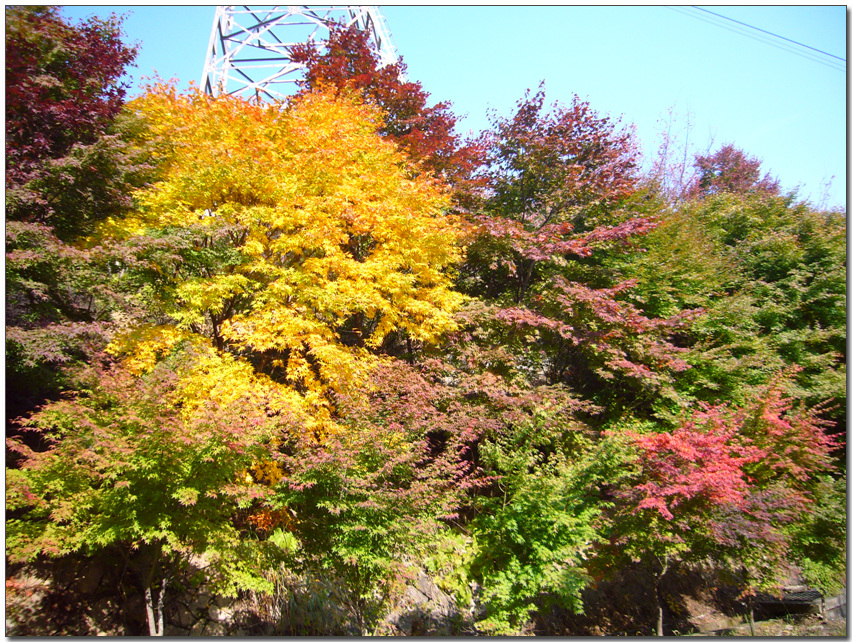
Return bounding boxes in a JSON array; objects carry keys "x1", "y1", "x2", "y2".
[{"x1": 5, "y1": 9, "x2": 846, "y2": 637}]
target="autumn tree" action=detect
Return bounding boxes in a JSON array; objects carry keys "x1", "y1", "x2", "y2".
[
  {"x1": 707, "y1": 375, "x2": 840, "y2": 586},
  {"x1": 7, "y1": 83, "x2": 470, "y2": 633},
  {"x1": 7, "y1": 354, "x2": 289, "y2": 635},
  {"x1": 689, "y1": 144, "x2": 780, "y2": 197},
  {"x1": 461, "y1": 84, "x2": 644, "y2": 307},
  {"x1": 600, "y1": 375, "x2": 841, "y2": 635},
  {"x1": 20, "y1": 83, "x2": 465, "y2": 625},
  {"x1": 5, "y1": 6, "x2": 137, "y2": 195},
  {"x1": 456, "y1": 86, "x2": 697, "y2": 427},
  {"x1": 482, "y1": 84, "x2": 639, "y2": 234},
  {"x1": 272, "y1": 359, "x2": 481, "y2": 634},
  {"x1": 601, "y1": 417, "x2": 762, "y2": 635},
  {"x1": 98, "y1": 84, "x2": 465, "y2": 435},
  {"x1": 290, "y1": 23, "x2": 482, "y2": 197},
  {"x1": 5, "y1": 6, "x2": 153, "y2": 448}
]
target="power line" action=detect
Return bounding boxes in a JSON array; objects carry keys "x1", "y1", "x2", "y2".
[
  {"x1": 670, "y1": 7, "x2": 843, "y2": 72},
  {"x1": 693, "y1": 6, "x2": 845, "y2": 63},
  {"x1": 668, "y1": 6, "x2": 846, "y2": 73}
]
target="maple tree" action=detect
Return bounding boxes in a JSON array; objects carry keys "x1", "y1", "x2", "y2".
[
  {"x1": 103, "y1": 84, "x2": 466, "y2": 434},
  {"x1": 481, "y1": 84, "x2": 640, "y2": 234},
  {"x1": 689, "y1": 144, "x2": 781, "y2": 197},
  {"x1": 5, "y1": 6, "x2": 153, "y2": 449},
  {"x1": 6, "y1": 354, "x2": 288, "y2": 635},
  {"x1": 5, "y1": 6, "x2": 137, "y2": 194},
  {"x1": 456, "y1": 86, "x2": 698, "y2": 427},
  {"x1": 469, "y1": 423, "x2": 609, "y2": 635},
  {"x1": 461, "y1": 84, "x2": 645, "y2": 308},
  {"x1": 600, "y1": 374, "x2": 841, "y2": 635},
  {"x1": 600, "y1": 419, "x2": 760, "y2": 636}
]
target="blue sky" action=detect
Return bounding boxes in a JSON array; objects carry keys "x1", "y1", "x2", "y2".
[{"x1": 61, "y1": 5, "x2": 847, "y2": 209}]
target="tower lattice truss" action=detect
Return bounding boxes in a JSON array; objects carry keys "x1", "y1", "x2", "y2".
[{"x1": 201, "y1": 6, "x2": 399, "y2": 101}]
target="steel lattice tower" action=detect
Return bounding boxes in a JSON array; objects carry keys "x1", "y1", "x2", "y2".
[{"x1": 201, "y1": 6, "x2": 399, "y2": 101}]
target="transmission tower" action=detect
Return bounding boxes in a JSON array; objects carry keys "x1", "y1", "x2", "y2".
[{"x1": 201, "y1": 6, "x2": 400, "y2": 101}]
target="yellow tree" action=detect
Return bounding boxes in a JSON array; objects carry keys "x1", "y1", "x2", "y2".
[{"x1": 103, "y1": 84, "x2": 466, "y2": 435}]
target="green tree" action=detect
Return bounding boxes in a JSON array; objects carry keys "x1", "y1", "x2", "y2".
[
  {"x1": 273, "y1": 366, "x2": 472, "y2": 635},
  {"x1": 615, "y1": 189, "x2": 846, "y2": 430},
  {"x1": 470, "y1": 422, "x2": 612, "y2": 635},
  {"x1": 6, "y1": 355, "x2": 287, "y2": 635}
]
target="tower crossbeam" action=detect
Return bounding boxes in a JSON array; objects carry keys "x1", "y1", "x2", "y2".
[{"x1": 201, "y1": 5, "x2": 400, "y2": 101}]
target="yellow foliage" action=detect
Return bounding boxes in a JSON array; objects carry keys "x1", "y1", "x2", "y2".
[
  {"x1": 106, "y1": 324, "x2": 198, "y2": 375},
  {"x1": 250, "y1": 460, "x2": 284, "y2": 486},
  {"x1": 104, "y1": 85, "x2": 465, "y2": 436}
]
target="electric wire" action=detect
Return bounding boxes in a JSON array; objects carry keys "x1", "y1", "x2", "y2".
[
  {"x1": 669, "y1": 7, "x2": 845, "y2": 72},
  {"x1": 693, "y1": 6, "x2": 845, "y2": 62},
  {"x1": 676, "y1": 6, "x2": 846, "y2": 72},
  {"x1": 667, "y1": 6, "x2": 846, "y2": 73}
]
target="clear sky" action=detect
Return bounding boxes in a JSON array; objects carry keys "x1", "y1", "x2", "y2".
[{"x1": 60, "y1": 5, "x2": 847, "y2": 210}]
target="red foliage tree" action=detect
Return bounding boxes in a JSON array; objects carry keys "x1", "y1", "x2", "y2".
[
  {"x1": 600, "y1": 374, "x2": 841, "y2": 634},
  {"x1": 689, "y1": 144, "x2": 780, "y2": 197},
  {"x1": 484, "y1": 85, "x2": 640, "y2": 231},
  {"x1": 616, "y1": 376, "x2": 838, "y2": 552},
  {"x1": 290, "y1": 24, "x2": 482, "y2": 196},
  {"x1": 618, "y1": 411, "x2": 762, "y2": 523},
  {"x1": 5, "y1": 6, "x2": 137, "y2": 193},
  {"x1": 5, "y1": 6, "x2": 148, "y2": 446},
  {"x1": 464, "y1": 85, "x2": 647, "y2": 302},
  {"x1": 456, "y1": 86, "x2": 695, "y2": 424}
]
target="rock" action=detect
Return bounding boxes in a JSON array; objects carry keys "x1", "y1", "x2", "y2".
[
  {"x1": 824, "y1": 593, "x2": 847, "y2": 620},
  {"x1": 174, "y1": 602, "x2": 196, "y2": 628},
  {"x1": 404, "y1": 585, "x2": 429, "y2": 606},
  {"x1": 384, "y1": 570, "x2": 465, "y2": 636},
  {"x1": 207, "y1": 604, "x2": 233, "y2": 622},
  {"x1": 75, "y1": 562, "x2": 105, "y2": 595},
  {"x1": 190, "y1": 619, "x2": 227, "y2": 636}
]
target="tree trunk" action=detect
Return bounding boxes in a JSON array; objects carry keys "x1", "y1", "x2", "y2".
[
  {"x1": 741, "y1": 566, "x2": 756, "y2": 636},
  {"x1": 145, "y1": 586, "x2": 157, "y2": 636},
  {"x1": 157, "y1": 576, "x2": 167, "y2": 635},
  {"x1": 654, "y1": 552, "x2": 669, "y2": 636},
  {"x1": 747, "y1": 599, "x2": 756, "y2": 636},
  {"x1": 145, "y1": 576, "x2": 168, "y2": 636}
]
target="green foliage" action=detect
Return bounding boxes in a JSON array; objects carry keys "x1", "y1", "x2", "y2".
[
  {"x1": 274, "y1": 418, "x2": 463, "y2": 634},
  {"x1": 613, "y1": 190, "x2": 846, "y2": 429},
  {"x1": 470, "y1": 419, "x2": 608, "y2": 635},
  {"x1": 788, "y1": 474, "x2": 847, "y2": 595},
  {"x1": 422, "y1": 529, "x2": 477, "y2": 609},
  {"x1": 6, "y1": 355, "x2": 286, "y2": 599}
]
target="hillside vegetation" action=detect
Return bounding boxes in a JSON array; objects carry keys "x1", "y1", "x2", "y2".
[{"x1": 5, "y1": 7, "x2": 845, "y2": 636}]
